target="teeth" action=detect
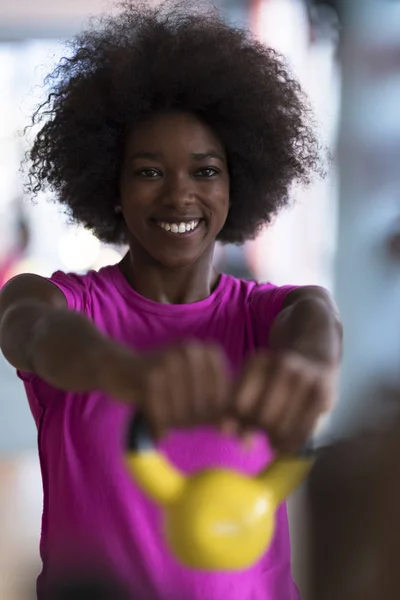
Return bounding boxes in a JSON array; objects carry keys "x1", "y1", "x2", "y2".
[{"x1": 157, "y1": 220, "x2": 200, "y2": 234}]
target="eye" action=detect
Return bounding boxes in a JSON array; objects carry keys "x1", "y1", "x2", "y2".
[
  {"x1": 135, "y1": 168, "x2": 162, "y2": 178},
  {"x1": 193, "y1": 167, "x2": 220, "y2": 179}
]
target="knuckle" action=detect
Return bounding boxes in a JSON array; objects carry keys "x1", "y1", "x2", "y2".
[
  {"x1": 260, "y1": 406, "x2": 274, "y2": 428},
  {"x1": 181, "y1": 341, "x2": 203, "y2": 361},
  {"x1": 235, "y1": 401, "x2": 249, "y2": 417},
  {"x1": 251, "y1": 352, "x2": 268, "y2": 369},
  {"x1": 280, "y1": 352, "x2": 303, "y2": 373},
  {"x1": 205, "y1": 344, "x2": 221, "y2": 363},
  {"x1": 317, "y1": 393, "x2": 333, "y2": 413},
  {"x1": 207, "y1": 342, "x2": 224, "y2": 359}
]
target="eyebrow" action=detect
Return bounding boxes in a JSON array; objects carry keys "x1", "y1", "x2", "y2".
[
  {"x1": 130, "y1": 151, "x2": 225, "y2": 162},
  {"x1": 130, "y1": 152, "x2": 163, "y2": 160},
  {"x1": 191, "y1": 152, "x2": 225, "y2": 162}
]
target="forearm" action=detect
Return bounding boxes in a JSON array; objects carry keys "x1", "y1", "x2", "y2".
[
  {"x1": 0, "y1": 301, "x2": 126, "y2": 393},
  {"x1": 269, "y1": 292, "x2": 343, "y2": 365}
]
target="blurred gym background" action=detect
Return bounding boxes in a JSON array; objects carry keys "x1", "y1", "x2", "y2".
[{"x1": 1, "y1": 0, "x2": 399, "y2": 598}]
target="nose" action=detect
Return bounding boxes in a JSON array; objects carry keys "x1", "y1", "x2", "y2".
[{"x1": 161, "y1": 173, "x2": 196, "y2": 208}]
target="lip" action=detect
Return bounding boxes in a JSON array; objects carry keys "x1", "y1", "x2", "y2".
[{"x1": 151, "y1": 217, "x2": 203, "y2": 223}]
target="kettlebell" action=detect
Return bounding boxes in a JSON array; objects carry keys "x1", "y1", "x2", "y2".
[{"x1": 125, "y1": 412, "x2": 313, "y2": 571}]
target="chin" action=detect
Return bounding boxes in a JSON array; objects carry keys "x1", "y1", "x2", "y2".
[{"x1": 149, "y1": 241, "x2": 212, "y2": 268}]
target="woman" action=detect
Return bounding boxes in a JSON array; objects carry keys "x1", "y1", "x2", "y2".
[{"x1": 0, "y1": 1, "x2": 342, "y2": 598}]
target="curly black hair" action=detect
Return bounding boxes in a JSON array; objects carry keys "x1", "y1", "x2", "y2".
[{"x1": 27, "y1": 0, "x2": 323, "y2": 245}]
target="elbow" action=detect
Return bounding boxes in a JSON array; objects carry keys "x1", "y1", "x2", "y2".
[
  {"x1": 0, "y1": 301, "x2": 44, "y2": 372},
  {"x1": 0, "y1": 304, "x2": 26, "y2": 370}
]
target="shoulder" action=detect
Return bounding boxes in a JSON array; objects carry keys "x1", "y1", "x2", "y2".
[
  {"x1": 218, "y1": 276, "x2": 299, "y2": 348},
  {"x1": 218, "y1": 273, "x2": 299, "y2": 324},
  {"x1": 278, "y1": 285, "x2": 339, "y2": 314},
  {"x1": 248, "y1": 281, "x2": 337, "y2": 321},
  {"x1": 242, "y1": 279, "x2": 299, "y2": 324},
  {"x1": 219, "y1": 273, "x2": 298, "y2": 315},
  {"x1": 49, "y1": 264, "x2": 119, "y2": 313}
]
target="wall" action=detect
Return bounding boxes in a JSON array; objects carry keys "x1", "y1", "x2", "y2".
[
  {"x1": 249, "y1": 0, "x2": 340, "y2": 290},
  {"x1": 333, "y1": 0, "x2": 400, "y2": 432}
]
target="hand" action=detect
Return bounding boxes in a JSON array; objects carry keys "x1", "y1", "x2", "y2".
[
  {"x1": 103, "y1": 341, "x2": 231, "y2": 438},
  {"x1": 228, "y1": 351, "x2": 338, "y2": 453}
]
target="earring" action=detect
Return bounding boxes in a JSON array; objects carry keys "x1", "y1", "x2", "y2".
[{"x1": 114, "y1": 205, "x2": 122, "y2": 215}]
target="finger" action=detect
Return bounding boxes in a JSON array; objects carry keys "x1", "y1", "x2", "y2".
[
  {"x1": 257, "y1": 354, "x2": 320, "y2": 450},
  {"x1": 276, "y1": 372, "x2": 330, "y2": 453},
  {"x1": 180, "y1": 342, "x2": 210, "y2": 425},
  {"x1": 269, "y1": 366, "x2": 311, "y2": 436},
  {"x1": 319, "y1": 372, "x2": 337, "y2": 413},
  {"x1": 145, "y1": 366, "x2": 168, "y2": 440},
  {"x1": 221, "y1": 417, "x2": 240, "y2": 437},
  {"x1": 278, "y1": 383, "x2": 326, "y2": 454},
  {"x1": 292, "y1": 398, "x2": 325, "y2": 453},
  {"x1": 233, "y1": 354, "x2": 270, "y2": 421},
  {"x1": 163, "y1": 349, "x2": 188, "y2": 427},
  {"x1": 256, "y1": 355, "x2": 303, "y2": 430},
  {"x1": 203, "y1": 344, "x2": 230, "y2": 422},
  {"x1": 241, "y1": 429, "x2": 257, "y2": 451},
  {"x1": 280, "y1": 364, "x2": 333, "y2": 436}
]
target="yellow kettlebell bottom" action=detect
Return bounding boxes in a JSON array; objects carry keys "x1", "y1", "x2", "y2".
[{"x1": 125, "y1": 413, "x2": 313, "y2": 571}]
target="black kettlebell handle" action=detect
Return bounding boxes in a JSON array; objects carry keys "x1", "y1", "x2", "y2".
[
  {"x1": 127, "y1": 410, "x2": 318, "y2": 456},
  {"x1": 126, "y1": 411, "x2": 155, "y2": 453}
]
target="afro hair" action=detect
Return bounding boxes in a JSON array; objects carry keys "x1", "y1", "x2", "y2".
[{"x1": 26, "y1": 0, "x2": 324, "y2": 245}]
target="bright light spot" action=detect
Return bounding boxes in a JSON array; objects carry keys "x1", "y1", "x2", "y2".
[
  {"x1": 58, "y1": 228, "x2": 101, "y2": 272},
  {"x1": 254, "y1": 497, "x2": 268, "y2": 517},
  {"x1": 92, "y1": 248, "x2": 124, "y2": 270}
]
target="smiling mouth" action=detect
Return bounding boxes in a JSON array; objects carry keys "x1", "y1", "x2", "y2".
[{"x1": 155, "y1": 219, "x2": 203, "y2": 235}]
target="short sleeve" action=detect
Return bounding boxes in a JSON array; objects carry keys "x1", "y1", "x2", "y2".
[
  {"x1": 249, "y1": 283, "x2": 300, "y2": 348},
  {"x1": 47, "y1": 270, "x2": 89, "y2": 313}
]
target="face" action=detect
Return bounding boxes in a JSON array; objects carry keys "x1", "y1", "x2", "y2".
[{"x1": 119, "y1": 111, "x2": 230, "y2": 269}]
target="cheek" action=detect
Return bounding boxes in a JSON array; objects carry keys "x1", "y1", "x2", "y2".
[
  {"x1": 120, "y1": 183, "x2": 154, "y2": 212},
  {"x1": 210, "y1": 179, "x2": 230, "y2": 214},
  {"x1": 217, "y1": 187, "x2": 230, "y2": 218},
  {"x1": 221, "y1": 177, "x2": 230, "y2": 209}
]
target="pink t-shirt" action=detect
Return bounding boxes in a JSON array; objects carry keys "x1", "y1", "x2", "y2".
[{"x1": 19, "y1": 264, "x2": 300, "y2": 600}]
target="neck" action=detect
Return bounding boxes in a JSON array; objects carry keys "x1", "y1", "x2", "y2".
[{"x1": 119, "y1": 250, "x2": 220, "y2": 304}]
